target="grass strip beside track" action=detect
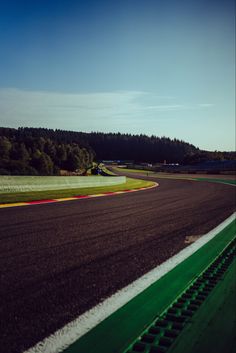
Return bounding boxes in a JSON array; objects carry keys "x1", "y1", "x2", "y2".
[
  {"x1": 0, "y1": 177, "x2": 155, "y2": 204},
  {"x1": 100, "y1": 166, "x2": 116, "y2": 175},
  {"x1": 196, "y1": 178, "x2": 236, "y2": 186},
  {"x1": 63, "y1": 218, "x2": 236, "y2": 353},
  {"x1": 114, "y1": 167, "x2": 155, "y2": 174},
  {"x1": 114, "y1": 167, "x2": 236, "y2": 185}
]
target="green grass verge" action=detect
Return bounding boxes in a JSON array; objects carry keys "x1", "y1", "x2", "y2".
[
  {"x1": 63, "y1": 219, "x2": 236, "y2": 353},
  {"x1": 114, "y1": 167, "x2": 155, "y2": 174},
  {"x1": 152, "y1": 176, "x2": 236, "y2": 185},
  {"x1": 196, "y1": 178, "x2": 236, "y2": 186},
  {"x1": 100, "y1": 166, "x2": 116, "y2": 175},
  {"x1": 115, "y1": 168, "x2": 236, "y2": 185},
  {"x1": 0, "y1": 177, "x2": 155, "y2": 203}
]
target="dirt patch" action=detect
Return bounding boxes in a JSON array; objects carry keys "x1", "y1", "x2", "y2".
[{"x1": 185, "y1": 235, "x2": 203, "y2": 244}]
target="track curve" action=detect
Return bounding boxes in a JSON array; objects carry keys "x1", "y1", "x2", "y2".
[{"x1": 0, "y1": 176, "x2": 235, "y2": 353}]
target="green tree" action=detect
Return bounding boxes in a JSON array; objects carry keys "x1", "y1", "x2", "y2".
[
  {"x1": 31, "y1": 151, "x2": 53, "y2": 175},
  {"x1": 45, "y1": 139, "x2": 56, "y2": 159},
  {"x1": 12, "y1": 143, "x2": 30, "y2": 161},
  {"x1": 65, "y1": 152, "x2": 80, "y2": 171},
  {"x1": 0, "y1": 137, "x2": 12, "y2": 158},
  {"x1": 37, "y1": 153, "x2": 54, "y2": 175}
]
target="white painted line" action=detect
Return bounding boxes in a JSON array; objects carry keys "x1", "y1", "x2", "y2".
[
  {"x1": 24, "y1": 212, "x2": 236, "y2": 353},
  {"x1": 218, "y1": 182, "x2": 236, "y2": 187}
]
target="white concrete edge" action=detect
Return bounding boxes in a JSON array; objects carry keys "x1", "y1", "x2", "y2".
[{"x1": 24, "y1": 212, "x2": 236, "y2": 353}]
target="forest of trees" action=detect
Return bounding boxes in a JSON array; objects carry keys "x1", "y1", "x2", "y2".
[
  {"x1": 0, "y1": 127, "x2": 235, "y2": 175},
  {"x1": 85, "y1": 132, "x2": 235, "y2": 165},
  {"x1": 85, "y1": 132, "x2": 198, "y2": 163},
  {"x1": 0, "y1": 127, "x2": 95, "y2": 175}
]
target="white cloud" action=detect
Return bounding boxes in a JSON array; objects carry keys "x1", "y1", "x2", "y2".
[
  {"x1": 198, "y1": 103, "x2": 214, "y2": 108},
  {"x1": 0, "y1": 88, "x2": 213, "y2": 132}
]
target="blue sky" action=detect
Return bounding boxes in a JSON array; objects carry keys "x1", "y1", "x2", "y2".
[{"x1": 0, "y1": 0, "x2": 235, "y2": 151}]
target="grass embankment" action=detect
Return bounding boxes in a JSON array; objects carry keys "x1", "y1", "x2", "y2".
[
  {"x1": 152, "y1": 175, "x2": 236, "y2": 186},
  {"x1": 0, "y1": 177, "x2": 155, "y2": 204},
  {"x1": 100, "y1": 166, "x2": 116, "y2": 175},
  {"x1": 196, "y1": 178, "x2": 236, "y2": 186},
  {"x1": 114, "y1": 167, "x2": 155, "y2": 174},
  {"x1": 114, "y1": 167, "x2": 194, "y2": 178},
  {"x1": 115, "y1": 168, "x2": 236, "y2": 185}
]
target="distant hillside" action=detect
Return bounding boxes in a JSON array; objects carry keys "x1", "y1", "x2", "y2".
[{"x1": 0, "y1": 127, "x2": 235, "y2": 175}]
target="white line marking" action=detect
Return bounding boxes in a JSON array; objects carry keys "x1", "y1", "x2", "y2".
[
  {"x1": 24, "y1": 212, "x2": 236, "y2": 353},
  {"x1": 217, "y1": 182, "x2": 236, "y2": 187}
]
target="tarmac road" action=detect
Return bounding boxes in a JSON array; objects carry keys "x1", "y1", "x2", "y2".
[{"x1": 0, "y1": 177, "x2": 235, "y2": 353}]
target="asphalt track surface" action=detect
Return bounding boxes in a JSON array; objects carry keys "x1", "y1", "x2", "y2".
[{"x1": 0, "y1": 176, "x2": 235, "y2": 353}]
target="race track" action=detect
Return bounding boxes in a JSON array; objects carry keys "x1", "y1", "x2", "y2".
[{"x1": 0, "y1": 177, "x2": 235, "y2": 353}]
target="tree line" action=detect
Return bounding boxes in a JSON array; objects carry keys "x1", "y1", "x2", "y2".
[
  {"x1": 0, "y1": 127, "x2": 235, "y2": 175},
  {"x1": 0, "y1": 128, "x2": 95, "y2": 175},
  {"x1": 83, "y1": 132, "x2": 235, "y2": 164},
  {"x1": 85, "y1": 132, "x2": 199, "y2": 163}
]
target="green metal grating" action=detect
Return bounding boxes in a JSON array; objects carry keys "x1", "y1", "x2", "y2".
[{"x1": 124, "y1": 237, "x2": 236, "y2": 353}]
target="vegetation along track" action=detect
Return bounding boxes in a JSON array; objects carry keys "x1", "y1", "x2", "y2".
[{"x1": 0, "y1": 175, "x2": 235, "y2": 353}]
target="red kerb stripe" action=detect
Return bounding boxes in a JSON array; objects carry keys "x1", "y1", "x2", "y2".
[
  {"x1": 74, "y1": 195, "x2": 90, "y2": 199},
  {"x1": 28, "y1": 199, "x2": 56, "y2": 204}
]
